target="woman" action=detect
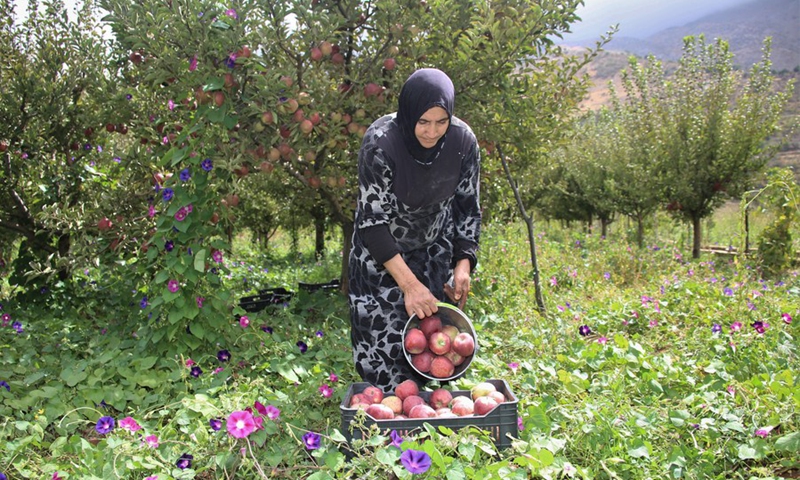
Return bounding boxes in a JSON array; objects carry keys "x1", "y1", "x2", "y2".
[{"x1": 348, "y1": 68, "x2": 481, "y2": 392}]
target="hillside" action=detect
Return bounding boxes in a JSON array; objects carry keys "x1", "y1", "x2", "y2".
[{"x1": 565, "y1": 0, "x2": 799, "y2": 72}]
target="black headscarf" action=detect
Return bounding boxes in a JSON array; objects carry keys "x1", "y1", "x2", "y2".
[{"x1": 396, "y1": 68, "x2": 455, "y2": 164}]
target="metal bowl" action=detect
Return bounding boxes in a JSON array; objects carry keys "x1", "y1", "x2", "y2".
[{"x1": 402, "y1": 302, "x2": 478, "y2": 382}]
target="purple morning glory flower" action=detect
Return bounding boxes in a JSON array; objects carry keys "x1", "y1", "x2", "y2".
[
  {"x1": 390, "y1": 430, "x2": 403, "y2": 447},
  {"x1": 12, "y1": 321, "x2": 23, "y2": 333},
  {"x1": 139, "y1": 297, "x2": 148, "y2": 309},
  {"x1": 209, "y1": 418, "x2": 222, "y2": 431},
  {"x1": 179, "y1": 168, "x2": 191, "y2": 182},
  {"x1": 201, "y1": 158, "x2": 213, "y2": 171},
  {"x1": 165, "y1": 240, "x2": 174, "y2": 252},
  {"x1": 711, "y1": 323, "x2": 721, "y2": 334},
  {"x1": 723, "y1": 287, "x2": 734, "y2": 296},
  {"x1": 176, "y1": 453, "x2": 193, "y2": 469},
  {"x1": 225, "y1": 53, "x2": 237, "y2": 68},
  {"x1": 315, "y1": 330, "x2": 324, "y2": 338},
  {"x1": 190, "y1": 366, "x2": 203, "y2": 378},
  {"x1": 578, "y1": 325, "x2": 591, "y2": 337},
  {"x1": 95, "y1": 416, "x2": 115, "y2": 434},
  {"x1": 297, "y1": 341, "x2": 308, "y2": 353},
  {"x1": 162, "y1": 188, "x2": 174, "y2": 202},
  {"x1": 0, "y1": 380, "x2": 10, "y2": 391},
  {"x1": 217, "y1": 350, "x2": 231, "y2": 362},
  {"x1": 400, "y1": 449, "x2": 431, "y2": 474},
  {"x1": 125, "y1": 93, "x2": 133, "y2": 100},
  {"x1": 751, "y1": 321, "x2": 766, "y2": 334},
  {"x1": 261, "y1": 325, "x2": 273, "y2": 334},
  {"x1": 302, "y1": 431, "x2": 320, "y2": 450}
]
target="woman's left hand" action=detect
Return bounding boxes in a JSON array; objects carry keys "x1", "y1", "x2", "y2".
[{"x1": 444, "y1": 259, "x2": 471, "y2": 310}]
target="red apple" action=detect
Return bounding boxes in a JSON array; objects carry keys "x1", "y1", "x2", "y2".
[
  {"x1": 105, "y1": 123, "x2": 116, "y2": 133},
  {"x1": 331, "y1": 52, "x2": 345, "y2": 64},
  {"x1": 428, "y1": 331, "x2": 451, "y2": 355},
  {"x1": 280, "y1": 75, "x2": 293, "y2": 88},
  {"x1": 473, "y1": 396, "x2": 499, "y2": 416},
  {"x1": 308, "y1": 112, "x2": 322, "y2": 125},
  {"x1": 444, "y1": 350, "x2": 465, "y2": 366},
  {"x1": 429, "y1": 389, "x2": 453, "y2": 410},
  {"x1": 0, "y1": 141, "x2": 7, "y2": 152},
  {"x1": 430, "y1": 356, "x2": 454, "y2": 378},
  {"x1": 411, "y1": 351, "x2": 434, "y2": 373},
  {"x1": 408, "y1": 404, "x2": 436, "y2": 419},
  {"x1": 299, "y1": 119, "x2": 314, "y2": 134},
  {"x1": 364, "y1": 82, "x2": 382, "y2": 97},
  {"x1": 365, "y1": 403, "x2": 395, "y2": 420},
  {"x1": 261, "y1": 111, "x2": 275, "y2": 125},
  {"x1": 404, "y1": 328, "x2": 427, "y2": 354},
  {"x1": 381, "y1": 396, "x2": 403, "y2": 415},
  {"x1": 488, "y1": 391, "x2": 506, "y2": 404},
  {"x1": 213, "y1": 91, "x2": 225, "y2": 107},
  {"x1": 394, "y1": 379, "x2": 419, "y2": 400},
  {"x1": 310, "y1": 47, "x2": 323, "y2": 61},
  {"x1": 419, "y1": 315, "x2": 442, "y2": 337},
  {"x1": 349, "y1": 393, "x2": 369, "y2": 407},
  {"x1": 452, "y1": 332, "x2": 475, "y2": 357},
  {"x1": 402, "y1": 395, "x2": 426, "y2": 416},
  {"x1": 450, "y1": 397, "x2": 474, "y2": 416},
  {"x1": 98, "y1": 217, "x2": 113, "y2": 231},
  {"x1": 383, "y1": 57, "x2": 396, "y2": 70},
  {"x1": 362, "y1": 385, "x2": 384, "y2": 404}
]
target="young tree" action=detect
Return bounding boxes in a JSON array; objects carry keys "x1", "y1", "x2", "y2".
[{"x1": 658, "y1": 36, "x2": 793, "y2": 258}]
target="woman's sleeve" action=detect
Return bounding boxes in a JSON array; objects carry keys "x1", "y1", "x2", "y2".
[
  {"x1": 355, "y1": 143, "x2": 401, "y2": 264},
  {"x1": 451, "y1": 138, "x2": 481, "y2": 271}
]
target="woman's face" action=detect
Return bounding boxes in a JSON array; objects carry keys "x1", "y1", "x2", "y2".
[{"x1": 414, "y1": 106, "x2": 450, "y2": 148}]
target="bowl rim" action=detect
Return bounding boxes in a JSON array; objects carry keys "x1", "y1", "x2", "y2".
[{"x1": 402, "y1": 302, "x2": 478, "y2": 382}]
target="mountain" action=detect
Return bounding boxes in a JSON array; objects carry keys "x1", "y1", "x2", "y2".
[{"x1": 566, "y1": 0, "x2": 799, "y2": 71}]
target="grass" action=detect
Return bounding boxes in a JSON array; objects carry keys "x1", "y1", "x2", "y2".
[{"x1": 0, "y1": 214, "x2": 798, "y2": 479}]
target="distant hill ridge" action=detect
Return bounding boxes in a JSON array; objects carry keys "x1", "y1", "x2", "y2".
[{"x1": 567, "y1": 0, "x2": 799, "y2": 71}]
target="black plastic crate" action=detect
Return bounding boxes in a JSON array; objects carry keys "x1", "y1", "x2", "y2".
[
  {"x1": 238, "y1": 287, "x2": 294, "y2": 312},
  {"x1": 340, "y1": 379, "x2": 518, "y2": 449}
]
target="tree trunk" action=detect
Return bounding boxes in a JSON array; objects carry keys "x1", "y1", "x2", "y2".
[
  {"x1": 692, "y1": 214, "x2": 702, "y2": 259},
  {"x1": 313, "y1": 207, "x2": 325, "y2": 259},
  {"x1": 636, "y1": 213, "x2": 645, "y2": 248},
  {"x1": 340, "y1": 220, "x2": 354, "y2": 295},
  {"x1": 498, "y1": 146, "x2": 546, "y2": 317},
  {"x1": 600, "y1": 218, "x2": 609, "y2": 238}
]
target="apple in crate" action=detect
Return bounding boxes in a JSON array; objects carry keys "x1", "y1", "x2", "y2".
[
  {"x1": 402, "y1": 395, "x2": 426, "y2": 416},
  {"x1": 381, "y1": 396, "x2": 404, "y2": 415},
  {"x1": 473, "y1": 396, "x2": 499, "y2": 416},
  {"x1": 450, "y1": 396, "x2": 474, "y2": 416},
  {"x1": 429, "y1": 388, "x2": 453, "y2": 410},
  {"x1": 452, "y1": 332, "x2": 475, "y2": 357},
  {"x1": 404, "y1": 328, "x2": 427, "y2": 354},
  {"x1": 408, "y1": 404, "x2": 437, "y2": 418},
  {"x1": 488, "y1": 391, "x2": 506, "y2": 404},
  {"x1": 441, "y1": 324, "x2": 460, "y2": 342},
  {"x1": 349, "y1": 393, "x2": 370, "y2": 407},
  {"x1": 470, "y1": 382, "x2": 497, "y2": 399},
  {"x1": 362, "y1": 385, "x2": 384, "y2": 404},
  {"x1": 444, "y1": 350, "x2": 465, "y2": 366},
  {"x1": 365, "y1": 403, "x2": 395, "y2": 420},
  {"x1": 395, "y1": 379, "x2": 419, "y2": 400}
]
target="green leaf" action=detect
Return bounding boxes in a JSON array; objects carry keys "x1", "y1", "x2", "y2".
[
  {"x1": 189, "y1": 322, "x2": 205, "y2": 339},
  {"x1": 60, "y1": 369, "x2": 88, "y2": 387},
  {"x1": 669, "y1": 409, "x2": 690, "y2": 426},
  {"x1": 775, "y1": 432, "x2": 800, "y2": 452},
  {"x1": 194, "y1": 249, "x2": 207, "y2": 272}
]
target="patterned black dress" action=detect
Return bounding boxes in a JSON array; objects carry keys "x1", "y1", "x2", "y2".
[{"x1": 348, "y1": 113, "x2": 481, "y2": 392}]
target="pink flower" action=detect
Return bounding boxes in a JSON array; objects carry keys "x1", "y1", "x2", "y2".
[
  {"x1": 145, "y1": 435, "x2": 159, "y2": 448},
  {"x1": 730, "y1": 321, "x2": 743, "y2": 332},
  {"x1": 782, "y1": 313, "x2": 792, "y2": 324},
  {"x1": 119, "y1": 416, "x2": 141, "y2": 432},
  {"x1": 213, "y1": 367, "x2": 224, "y2": 374},
  {"x1": 196, "y1": 297, "x2": 205, "y2": 308},
  {"x1": 224, "y1": 8, "x2": 238, "y2": 19},
  {"x1": 148, "y1": 204, "x2": 156, "y2": 217},
  {"x1": 549, "y1": 277, "x2": 557, "y2": 287},
  {"x1": 239, "y1": 316, "x2": 250, "y2": 328},
  {"x1": 596, "y1": 336, "x2": 608, "y2": 345},
  {"x1": 648, "y1": 319, "x2": 658, "y2": 328},
  {"x1": 265, "y1": 405, "x2": 280, "y2": 420},
  {"x1": 726, "y1": 385, "x2": 736, "y2": 396},
  {"x1": 319, "y1": 384, "x2": 333, "y2": 398},
  {"x1": 227, "y1": 410, "x2": 256, "y2": 438},
  {"x1": 168, "y1": 99, "x2": 175, "y2": 111},
  {"x1": 189, "y1": 55, "x2": 198, "y2": 71},
  {"x1": 328, "y1": 372, "x2": 338, "y2": 383},
  {"x1": 167, "y1": 279, "x2": 179, "y2": 293},
  {"x1": 754, "y1": 427, "x2": 772, "y2": 438},
  {"x1": 145, "y1": 476, "x2": 158, "y2": 480},
  {"x1": 253, "y1": 401, "x2": 268, "y2": 416},
  {"x1": 507, "y1": 362, "x2": 519, "y2": 374},
  {"x1": 212, "y1": 250, "x2": 224, "y2": 263},
  {"x1": 52, "y1": 473, "x2": 63, "y2": 480},
  {"x1": 185, "y1": 358, "x2": 195, "y2": 367},
  {"x1": 174, "y1": 206, "x2": 188, "y2": 221}
]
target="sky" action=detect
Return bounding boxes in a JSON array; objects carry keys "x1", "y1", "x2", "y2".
[
  {"x1": 16, "y1": 0, "x2": 757, "y2": 41},
  {"x1": 561, "y1": 0, "x2": 757, "y2": 42}
]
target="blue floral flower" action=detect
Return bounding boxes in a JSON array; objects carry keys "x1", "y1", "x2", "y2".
[
  {"x1": 95, "y1": 416, "x2": 115, "y2": 434},
  {"x1": 162, "y1": 188, "x2": 174, "y2": 202},
  {"x1": 176, "y1": 453, "x2": 193, "y2": 469},
  {"x1": 201, "y1": 158, "x2": 213, "y2": 171}
]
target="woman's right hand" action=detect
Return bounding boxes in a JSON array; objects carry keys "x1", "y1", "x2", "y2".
[{"x1": 401, "y1": 280, "x2": 439, "y2": 319}]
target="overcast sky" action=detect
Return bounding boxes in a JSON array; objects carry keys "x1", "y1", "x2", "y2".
[{"x1": 563, "y1": 0, "x2": 757, "y2": 41}]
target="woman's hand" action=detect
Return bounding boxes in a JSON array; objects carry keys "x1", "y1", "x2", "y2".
[
  {"x1": 382, "y1": 254, "x2": 439, "y2": 318},
  {"x1": 444, "y1": 258, "x2": 471, "y2": 309}
]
